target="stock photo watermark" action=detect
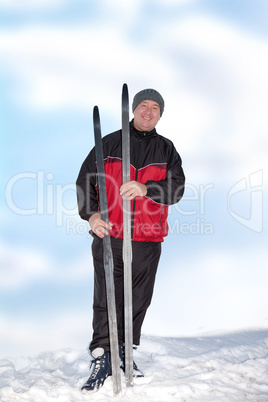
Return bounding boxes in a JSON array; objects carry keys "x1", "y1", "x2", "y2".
[
  {"x1": 227, "y1": 169, "x2": 263, "y2": 233},
  {"x1": 5, "y1": 169, "x2": 264, "y2": 235}
]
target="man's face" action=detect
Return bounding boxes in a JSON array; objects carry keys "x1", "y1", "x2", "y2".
[{"x1": 133, "y1": 100, "x2": 161, "y2": 132}]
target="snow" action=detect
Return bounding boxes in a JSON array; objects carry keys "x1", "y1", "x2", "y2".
[{"x1": 1, "y1": 330, "x2": 268, "y2": 401}]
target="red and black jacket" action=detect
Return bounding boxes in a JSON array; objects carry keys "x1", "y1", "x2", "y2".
[{"x1": 76, "y1": 120, "x2": 185, "y2": 242}]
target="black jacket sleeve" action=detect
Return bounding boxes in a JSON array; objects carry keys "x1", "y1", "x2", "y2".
[
  {"x1": 145, "y1": 141, "x2": 185, "y2": 206},
  {"x1": 76, "y1": 148, "x2": 99, "y2": 221}
]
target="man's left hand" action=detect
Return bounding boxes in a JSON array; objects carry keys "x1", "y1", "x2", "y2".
[{"x1": 120, "y1": 181, "x2": 147, "y2": 200}]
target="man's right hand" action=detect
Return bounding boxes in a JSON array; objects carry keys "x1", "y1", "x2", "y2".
[{"x1": 89, "y1": 213, "x2": 112, "y2": 238}]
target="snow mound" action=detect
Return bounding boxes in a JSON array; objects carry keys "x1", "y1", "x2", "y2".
[{"x1": 1, "y1": 330, "x2": 268, "y2": 401}]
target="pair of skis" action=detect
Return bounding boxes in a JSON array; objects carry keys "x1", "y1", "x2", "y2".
[{"x1": 93, "y1": 84, "x2": 133, "y2": 396}]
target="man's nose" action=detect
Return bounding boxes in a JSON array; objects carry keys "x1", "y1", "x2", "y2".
[{"x1": 145, "y1": 107, "x2": 152, "y2": 115}]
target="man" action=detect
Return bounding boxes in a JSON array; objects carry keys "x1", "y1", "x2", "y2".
[{"x1": 76, "y1": 88, "x2": 185, "y2": 392}]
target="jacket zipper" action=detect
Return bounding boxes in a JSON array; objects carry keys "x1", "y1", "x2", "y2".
[{"x1": 131, "y1": 137, "x2": 143, "y2": 238}]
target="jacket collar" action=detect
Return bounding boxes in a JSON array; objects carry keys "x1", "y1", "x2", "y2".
[{"x1": 130, "y1": 119, "x2": 157, "y2": 139}]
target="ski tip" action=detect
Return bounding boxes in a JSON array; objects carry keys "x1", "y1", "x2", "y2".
[
  {"x1": 93, "y1": 105, "x2": 99, "y2": 116},
  {"x1": 122, "y1": 84, "x2": 129, "y2": 108},
  {"x1": 122, "y1": 83, "x2": 128, "y2": 94},
  {"x1": 93, "y1": 106, "x2": 100, "y2": 125}
]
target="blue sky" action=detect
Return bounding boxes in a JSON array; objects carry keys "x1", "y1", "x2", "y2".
[{"x1": 1, "y1": 0, "x2": 268, "y2": 357}]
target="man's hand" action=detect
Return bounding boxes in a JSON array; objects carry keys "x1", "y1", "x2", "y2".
[
  {"x1": 89, "y1": 213, "x2": 112, "y2": 238},
  {"x1": 120, "y1": 181, "x2": 147, "y2": 201}
]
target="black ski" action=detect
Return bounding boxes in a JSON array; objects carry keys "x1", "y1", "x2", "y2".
[
  {"x1": 121, "y1": 83, "x2": 134, "y2": 387},
  {"x1": 93, "y1": 106, "x2": 122, "y2": 396}
]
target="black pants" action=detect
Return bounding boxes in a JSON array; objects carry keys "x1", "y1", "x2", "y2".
[{"x1": 89, "y1": 235, "x2": 161, "y2": 353}]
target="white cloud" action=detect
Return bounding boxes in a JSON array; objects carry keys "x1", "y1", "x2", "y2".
[
  {"x1": 0, "y1": 241, "x2": 93, "y2": 290},
  {"x1": 0, "y1": 0, "x2": 65, "y2": 11},
  {"x1": 156, "y1": 16, "x2": 268, "y2": 183},
  {"x1": 102, "y1": 0, "x2": 143, "y2": 18},
  {"x1": 143, "y1": 245, "x2": 268, "y2": 337},
  {"x1": 0, "y1": 313, "x2": 91, "y2": 357},
  {"x1": 155, "y1": 0, "x2": 196, "y2": 4},
  {"x1": 0, "y1": 13, "x2": 267, "y2": 184},
  {"x1": 0, "y1": 24, "x2": 173, "y2": 115},
  {"x1": 0, "y1": 242, "x2": 50, "y2": 289}
]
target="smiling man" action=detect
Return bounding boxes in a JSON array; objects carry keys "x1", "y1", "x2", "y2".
[
  {"x1": 133, "y1": 97, "x2": 162, "y2": 132},
  {"x1": 76, "y1": 88, "x2": 185, "y2": 393}
]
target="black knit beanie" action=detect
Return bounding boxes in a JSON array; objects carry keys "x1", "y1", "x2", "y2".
[{"x1": 132, "y1": 89, "x2": 164, "y2": 117}]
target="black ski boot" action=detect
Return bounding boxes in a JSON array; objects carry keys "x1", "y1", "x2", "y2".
[
  {"x1": 119, "y1": 344, "x2": 144, "y2": 378},
  {"x1": 81, "y1": 348, "x2": 112, "y2": 393}
]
